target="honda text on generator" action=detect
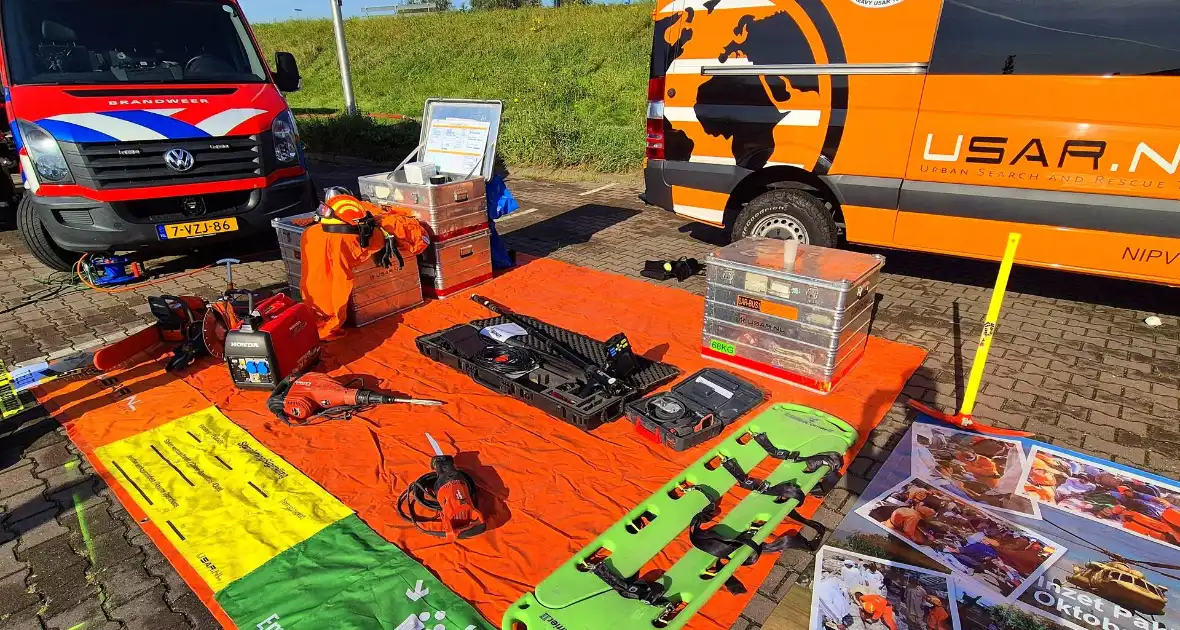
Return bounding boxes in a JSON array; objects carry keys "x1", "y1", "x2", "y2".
[{"x1": 0, "y1": 0, "x2": 315, "y2": 271}]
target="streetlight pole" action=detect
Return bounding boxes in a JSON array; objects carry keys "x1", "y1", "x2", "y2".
[{"x1": 330, "y1": 0, "x2": 358, "y2": 115}]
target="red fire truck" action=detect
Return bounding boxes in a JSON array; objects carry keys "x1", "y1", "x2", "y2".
[{"x1": 0, "y1": 0, "x2": 314, "y2": 270}]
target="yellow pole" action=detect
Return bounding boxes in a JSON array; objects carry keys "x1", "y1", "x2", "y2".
[{"x1": 959, "y1": 233, "x2": 1021, "y2": 417}]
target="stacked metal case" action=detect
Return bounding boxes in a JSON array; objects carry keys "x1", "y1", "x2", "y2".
[
  {"x1": 272, "y1": 213, "x2": 423, "y2": 327},
  {"x1": 701, "y1": 238, "x2": 884, "y2": 393},
  {"x1": 359, "y1": 98, "x2": 502, "y2": 298},
  {"x1": 358, "y1": 172, "x2": 488, "y2": 242},
  {"x1": 358, "y1": 171, "x2": 492, "y2": 298}
]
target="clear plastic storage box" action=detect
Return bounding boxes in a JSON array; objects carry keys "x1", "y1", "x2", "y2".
[{"x1": 702, "y1": 238, "x2": 884, "y2": 393}]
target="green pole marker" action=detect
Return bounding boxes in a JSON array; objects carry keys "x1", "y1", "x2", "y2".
[{"x1": 502, "y1": 404, "x2": 857, "y2": 630}]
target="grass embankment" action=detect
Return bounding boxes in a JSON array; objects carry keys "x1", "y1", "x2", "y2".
[{"x1": 253, "y1": 4, "x2": 654, "y2": 172}]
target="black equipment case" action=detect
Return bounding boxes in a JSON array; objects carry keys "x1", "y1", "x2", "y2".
[
  {"x1": 626, "y1": 368, "x2": 765, "y2": 451},
  {"x1": 416, "y1": 316, "x2": 680, "y2": 431}
]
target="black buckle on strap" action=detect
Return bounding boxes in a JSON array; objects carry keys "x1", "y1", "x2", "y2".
[
  {"x1": 591, "y1": 562, "x2": 668, "y2": 606},
  {"x1": 721, "y1": 457, "x2": 763, "y2": 492},
  {"x1": 720, "y1": 458, "x2": 806, "y2": 503},
  {"x1": 752, "y1": 433, "x2": 844, "y2": 474}
]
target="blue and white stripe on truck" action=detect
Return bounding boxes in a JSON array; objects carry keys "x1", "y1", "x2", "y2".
[{"x1": 35, "y1": 108, "x2": 267, "y2": 143}]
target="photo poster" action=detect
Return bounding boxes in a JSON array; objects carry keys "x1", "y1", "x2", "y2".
[{"x1": 816, "y1": 419, "x2": 1180, "y2": 630}]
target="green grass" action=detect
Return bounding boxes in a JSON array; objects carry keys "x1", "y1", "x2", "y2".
[
  {"x1": 254, "y1": 4, "x2": 654, "y2": 172},
  {"x1": 298, "y1": 114, "x2": 421, "y2": 165}
]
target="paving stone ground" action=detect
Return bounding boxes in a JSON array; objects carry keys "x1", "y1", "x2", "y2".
[{"x1": 0, "y1": 159, "x2": 1176, "y2": 629}]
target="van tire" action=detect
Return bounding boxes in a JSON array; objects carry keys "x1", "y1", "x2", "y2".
[
  {"x1": 18, "y1": 196, "x2": 77, "y2": 272},
  {"x1": 733, "y1": 189, "x2": 837, "y2": 247}
]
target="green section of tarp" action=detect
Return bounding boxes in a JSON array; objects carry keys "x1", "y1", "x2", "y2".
[{"x1": 215, "y1": 515, "x2": 494, "y2": 630}]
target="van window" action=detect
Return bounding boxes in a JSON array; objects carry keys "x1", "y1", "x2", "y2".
[{"x1": 929, "y1": 0, "x2": 1180, "y2": 76}]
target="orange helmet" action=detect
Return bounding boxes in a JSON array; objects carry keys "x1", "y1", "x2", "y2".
[{"x1": 318, "y1": 191, "x2": 371, "y2": 226}]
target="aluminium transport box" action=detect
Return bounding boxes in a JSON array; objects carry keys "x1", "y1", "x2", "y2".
[
  {"x1": 702, "y1": 238, "x2": 884, "y2": 393},
  {"x1": 358, "y1": 99, "x2": 502, "y2": 241},
  {"x1": 419, "y1": 228, "x2": 493, "y2": 298},
  {"x1": 272, "y1": 214, "x2": 424, "y2": 327},
  {"x1": 359, "y1": 173, "x2": 489, "y2": 241}
]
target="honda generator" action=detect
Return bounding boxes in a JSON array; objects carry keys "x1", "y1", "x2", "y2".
[{"x1": 224, "y1": 294, "x2": 321, "y2": 390}]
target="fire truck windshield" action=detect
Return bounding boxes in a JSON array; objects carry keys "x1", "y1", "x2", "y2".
[{"x1": 1, "y1": 0, "x2": 269, "y2": 85}]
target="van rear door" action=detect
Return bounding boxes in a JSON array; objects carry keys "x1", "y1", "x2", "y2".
[{"x1": 647, "y1": 0, "x2": 687, "y2": 171}]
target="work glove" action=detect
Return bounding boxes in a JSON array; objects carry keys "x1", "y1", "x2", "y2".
[{"x1": 374, "y1": 234, "x2": 405, "y2": 270}]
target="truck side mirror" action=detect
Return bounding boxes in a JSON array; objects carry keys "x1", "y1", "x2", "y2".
[{"x1": 274, "y1": 52, "x2": 301, "y2": 93}]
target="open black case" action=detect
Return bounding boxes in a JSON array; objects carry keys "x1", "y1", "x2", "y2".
[
  {"x1": 416, "y1": 316, "x2": 681, "y2": 431},
  {"x1": 627, "y1": 368, "x2": 766, "y2": 451}
]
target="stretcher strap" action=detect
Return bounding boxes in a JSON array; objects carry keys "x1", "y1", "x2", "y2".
[
  {"x1": 751, "y1": 433, "x2": 845, "y2": 498},
  {"x1": 812, "y1": 466, "x2": 844, "y2": 499},
  {"x1": 591, "y1": 562, "x2": 668, "y2": 606},
  {"x1": 689, "y1": 502, "x2": 764, "y2": 567},
  {"x1": 720, "y1": 458, "x2": 806, "y2": 504},
  {"x1": 752, "y1": 433, "x2": 844, "y2": 473},
  {"x1": 684, "y1": 503, "x2": 828, "y2": 599},
  {"x1": 763, "y1": 511, "x2": 827, "y2": 553}
]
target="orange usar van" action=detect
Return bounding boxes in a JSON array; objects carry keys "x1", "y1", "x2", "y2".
[{"x1": 642, "y1": 0, "x2": 1180, "y2": 284}]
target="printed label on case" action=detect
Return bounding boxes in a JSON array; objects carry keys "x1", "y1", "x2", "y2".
[
  {"x1": 735, "y1": 294, "x2": 799, "y2": 320},
  {"x1": 708, "y1": 339, "x2": 736, "y2": 356}
]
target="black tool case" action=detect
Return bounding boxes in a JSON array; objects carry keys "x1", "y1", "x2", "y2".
[
  {"x1": 416, "y1": 316, "x2": 680, "y2": 430},
  {"x1": 627, "y1": 368, "x2": 766, "y2": 451}
]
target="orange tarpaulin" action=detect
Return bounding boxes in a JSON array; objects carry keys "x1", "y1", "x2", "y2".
[{"x1": 38, "y1": 257, "x2": 926, "y2": 629}]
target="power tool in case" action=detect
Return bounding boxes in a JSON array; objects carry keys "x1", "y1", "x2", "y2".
[{"x1": 224, "y1": 293, "x2": 321, "y2": 390}]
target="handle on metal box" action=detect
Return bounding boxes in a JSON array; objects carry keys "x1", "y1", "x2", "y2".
[
  {"x1": 454, "y1": 190, "x2": 469, "y2": 202},
  {"x1": 459, "y1": 246, "x2": 474, "y2": 259}
]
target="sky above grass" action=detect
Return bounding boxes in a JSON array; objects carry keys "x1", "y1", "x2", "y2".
[
  {"x1": 239, "y1": 0, "x2": 631, "y2": 22},
  {"x1": 241, "y1": 0, "x2": 364, "y2": 23}
]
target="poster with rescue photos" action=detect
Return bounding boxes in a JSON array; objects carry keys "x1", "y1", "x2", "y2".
[{"x1": 815, "y1": 420, "x2": 1180, "y2": 630}]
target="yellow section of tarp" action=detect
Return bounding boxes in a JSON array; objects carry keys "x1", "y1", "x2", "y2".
[{"x1": 96, "y1": 406, "x2": 352, "y2": 591}]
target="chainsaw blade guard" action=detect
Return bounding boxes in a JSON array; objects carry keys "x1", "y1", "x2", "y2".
[
  {"x1": 202, "y1": 290, "x2": 262, "y2": 359},
  {"x1": 202, "y1": 307, "x2": 235, "y2": 360},
  {"x1": 501, "y1": 404, "x2": 857, "y2": 630}
]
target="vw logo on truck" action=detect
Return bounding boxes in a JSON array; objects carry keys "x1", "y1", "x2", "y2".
[{"x1": 164, "y1": 148, "x2": 196, "y2": 173}]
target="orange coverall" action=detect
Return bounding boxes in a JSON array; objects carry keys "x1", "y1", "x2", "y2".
[
  {"x1": 859, "y1": 594, "x2": 898, "y2": 630},
  {"x1": 1119, "y1": 507, "x2": 1180, "y2": 545},
  {"x1": 300, "y1": 202, "x2": 428, "y2": 338},
  {"x1": 958, "y1": 454, "x2": 1001, "y2": 488},
  {"x1": 889, "y1": 505, "x2": 936, "y2": 545},
  {"x1": 926, "y1": 603, "x2": 951, "y2": 630}
]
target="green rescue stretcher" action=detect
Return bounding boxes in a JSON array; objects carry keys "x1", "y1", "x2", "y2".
[{"x1": 502, "y1": 403, "x2": 858, "y2": 630}]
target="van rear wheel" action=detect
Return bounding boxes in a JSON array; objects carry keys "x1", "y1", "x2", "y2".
[
  {"x1": 733, "y1": 189, "x2": 837, "y2": 247},
  {"x1": 17, "y1": 195, "x2": 78, "y2": 272}
]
